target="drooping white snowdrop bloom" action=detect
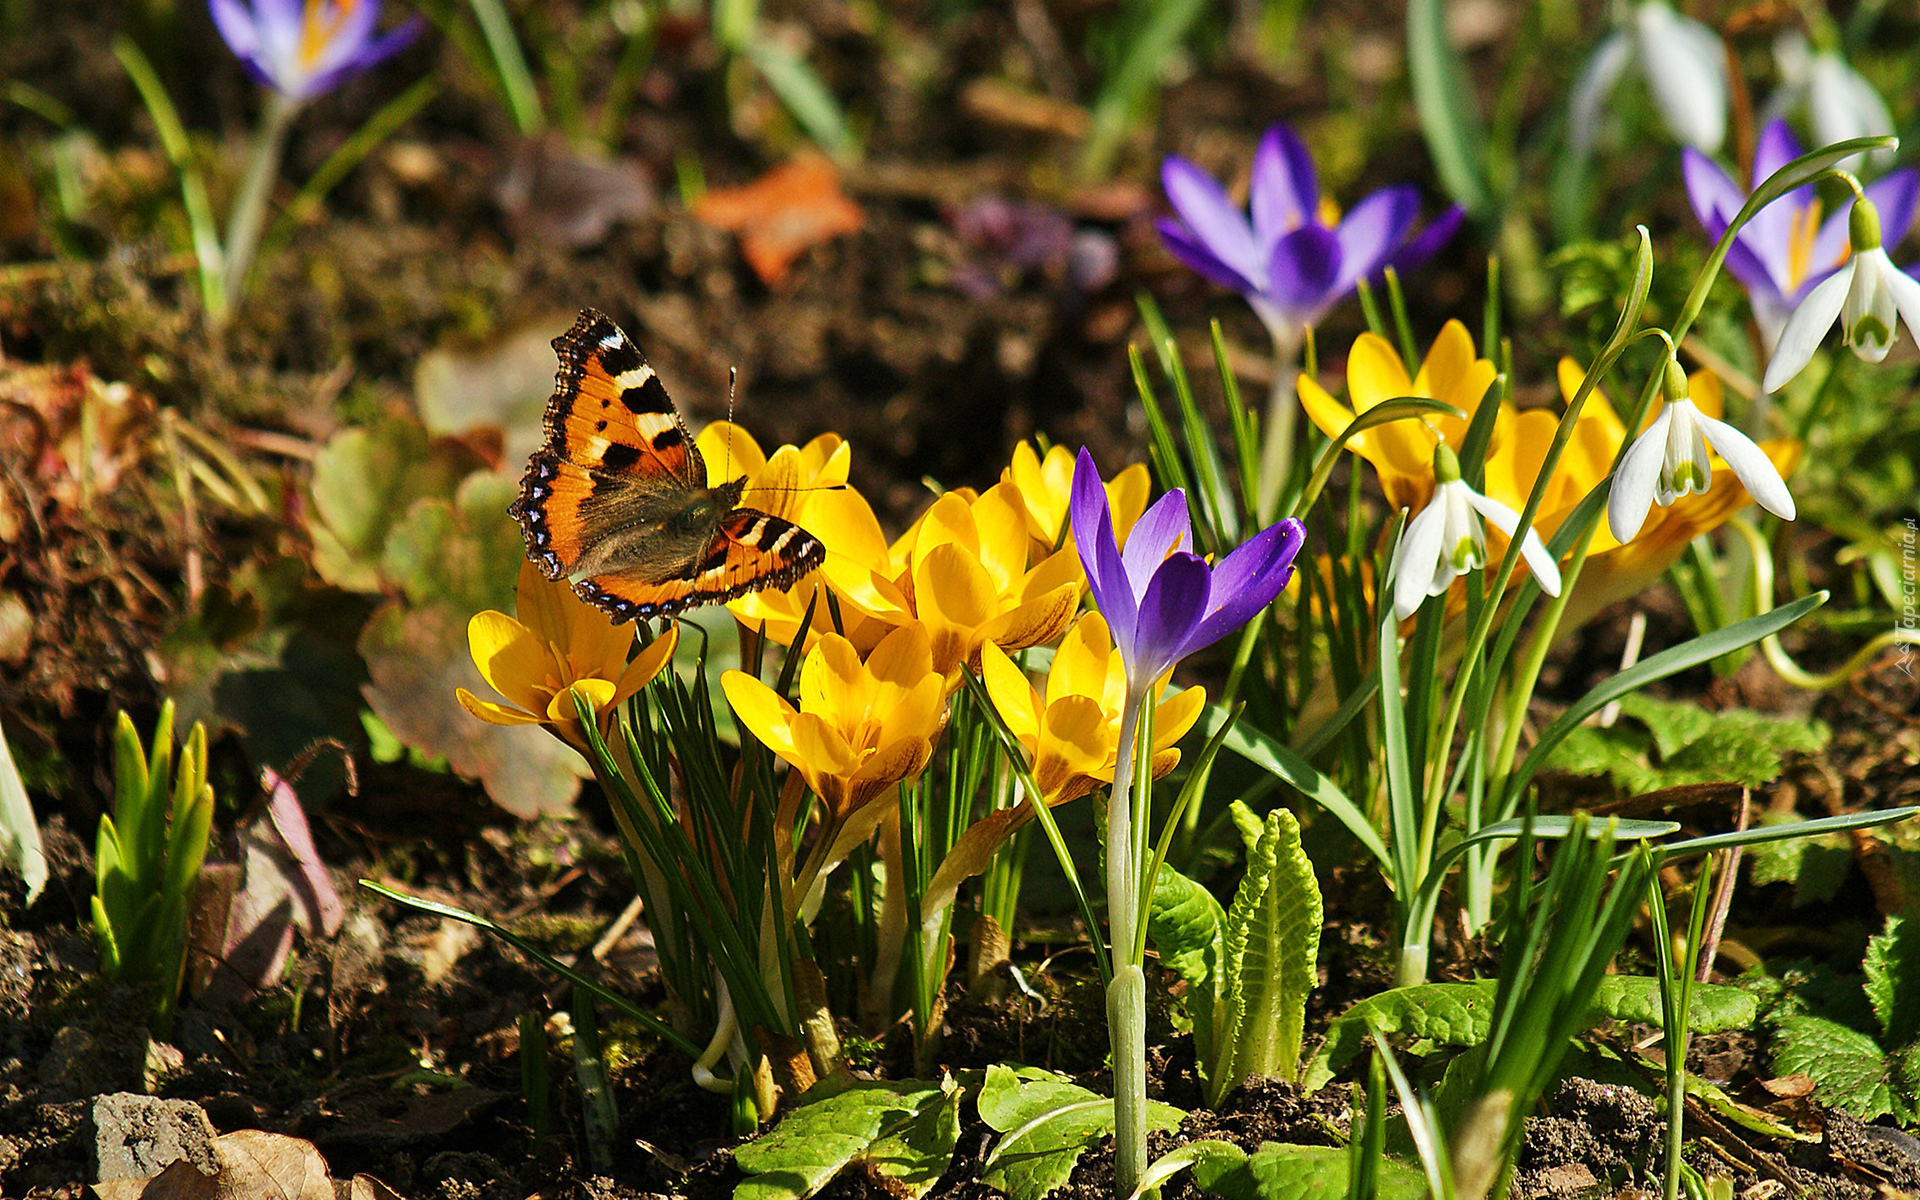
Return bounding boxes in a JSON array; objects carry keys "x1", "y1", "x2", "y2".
[
  {"x1": 1571, "y1": 1, "x2": 1728, "y2": 156},
  {"x1": 1391, "y1": 446, "x2": 1562, "y2": 620},
  {"x1": 1767, "y1": 32, "x2": 1897, "y2": 170},
  {"x1": 1611, "y1": 358, "x2": 1796, "y2": 544},
  {"x1": 1763, "y1": 196, "x2": 1920, "y2": 391}
]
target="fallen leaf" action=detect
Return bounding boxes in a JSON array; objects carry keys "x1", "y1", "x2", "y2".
[
  {"x1": 691, "y1": 153, "x2": 864, "y2": 287},
  {"x1": 92, "y1": 1130, "x2": 369, "y2": 1200},
  {"x1": 413, "y1": 314, "x2": 577, "y2": 470},
  {"x1": 495, "y1": 134, "x2": 655, "y2": 249}
]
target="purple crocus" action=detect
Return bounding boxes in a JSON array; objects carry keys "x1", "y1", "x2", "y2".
[
  {"x1": 210, "y1": 0, "x2": 422, "y2": 102},
  {"x1": 1683, "y1": 119, "x2": 1918, "y2": 351},
  {"x1": 1070, "y1": 448, "x2": 1305, "y2": 685},
  {"x1": 1157, "y1": 124, "x2": 1463, "y2": 351}
]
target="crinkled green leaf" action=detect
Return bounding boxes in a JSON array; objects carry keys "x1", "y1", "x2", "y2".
[
  {"x1": 380, "y1": 471, "x2": 524, "y2": 615},
  {"x1": 1864, "y1": 915, "x2": 1918, "y2": 1047},
  {"x1": 1589, "y1": 976, "x2": 1758, "y2": 1032},
  {"x1": 1192, "y1": 1141, "x2": 1426, "y2": 1200},
  {"x1": 1747, "y1": 814, "x2": 1854, "y2": 907},
  {"x1": 1215, "y1": 805, "x2": 1321, "y2": 1103},
  {"x1": 1542, "y1": 695, "x2": 1826, "y2": 795},
  {"x1": 1146, "y1": 860, "x2": 1225, "y2": 1046},
  {"x1": 1303, "y1": 982, "x2": 1497, "y2": 1093},
  {"x1": 733, "y1": 1079, "x2": 957, "y2": 1200},
  {"x1": 978, "y1": 1065, "x2": 1182, "y2": 1200},
  {"x1": 1771, "y1": 1014, "x2": 1895, "y2": 1122},
  {"x1": 308, "y1": 416, "x2": 487, "y2": 592}
]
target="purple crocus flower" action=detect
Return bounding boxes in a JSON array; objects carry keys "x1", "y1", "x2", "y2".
[
  {"x1": 210, "y1": 0, "x2": 422, "y2": 102},
  {"x1": 1683, "y1": 119, "x2": 1918, "y2": 350},
  {"x1": 1156, "y1": 124, "x2": 1463, "y2": 351},
  {"x1": 1070, "y1": 448, "x2": 1305, "y2": 685}
]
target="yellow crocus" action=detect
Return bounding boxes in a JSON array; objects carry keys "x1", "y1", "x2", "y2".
[
  {"x1": 1297, "y1": 320, "x2": 1504, "y2": 514},
  {"x1": 1004, "y1": 441, "x2": 1152, "y2": 555},
  {"x1": 457, "y1": 559, "x2": 679, "y2": 751},
  {"x1": 827, "y1": 482, "x2": 1084, "y2": 682},
  {"x1": 721, "y1": 623, "x2": 947, "y2": 823},
  {"x1": 981, "y1": 612, "x2": 1205, "y2": 805}
]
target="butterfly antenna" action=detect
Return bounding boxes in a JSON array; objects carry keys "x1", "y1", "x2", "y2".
[{"x1": 725, "y1": 366, "x2": 737, "y2": 482}]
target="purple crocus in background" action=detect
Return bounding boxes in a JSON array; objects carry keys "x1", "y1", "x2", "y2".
[
  {"x1": 1157, "y1": 123, "x2": 1461, "y2": 518},
  {"x1": 1067, "y1": 446, "x2": 1304, "y2": 1198},
  {"x1": 210, "y1": 0, "x2": 422, "y2": 102},
  {"x1": 1683, "y1": 119, "x2": 1918, "y2": 352}
]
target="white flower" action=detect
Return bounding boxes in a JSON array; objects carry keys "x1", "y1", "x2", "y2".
[
  {"x1": 1609, "y1": 361, "x2": 1796, "y2": 544},
  {"x1": 1571, "y1": 1, "x2": 1728, "y2": 156},
  {"x1": 1767, "y1": 32, "x2": 1896, "y2": 170},
  {"x1": 1762, "y1": 197, "x2": 1920, "y2": 391},
  {"x1": 1392, "y1": 447, "x2": 1562, "y2": 620}
]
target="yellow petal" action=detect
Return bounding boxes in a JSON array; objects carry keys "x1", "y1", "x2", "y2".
[
  {"x1": 982, "y1": 582, "x2": 1081, "y2": 659},
  {"x1": 721, "y1": 669, "x2": 801, "y2": 758},
  {"x1": 810, "y1": 487, "x2": 895, "y2": 573},
  {"x1": 455, "y1": 689, "x2": 544, "y2": 726},
  {"x1": 909, "y1": 493, "x2": 982, "y2": 576},
  {"x1": 696, "y1": 422, "x2": 769, "y2": 482},
  {"x1": 1146, "y1": 747, "x2": 1183, "y2": 781},
  {"x1": 852, "y1": 735, "x2": 932, "y2": 792},
  {"x1": 791, "y1": 711, "x2": 861, "y2": 779},
  {"x1": 1107, "y1": 463, "x2": 1152, "y2": 543},
  {"x1": 613, "y1": 624, "x2": 679, "y2": 703},
  {"x1": 1151, "y1": 684, "x2": 1207, "y2": 751},
  {"x1": 981, "y1": 641, "x2": 1040, "y2": 740},
  {"x1": 1346, "y1": 333, "x2": 1414, "y2": 412},
  {"x1": 545, "y1": 678, "x2": 616, "y2": 724},
  {"x1": 1296, "y1": 372, "x2": 1361, "y2": 444},
  {"x1": 973, "y1": 482, "x2": 1032, "y2": 592},
  {"x1": 864, "y1": 621, "x2": 935, "y2": 688},
  {"x1": 1048, "y1": 612, "x2": 1117, "y2": 706},
  {"x1": 801, "y1": 634, "x2": 870, "y2": 725},
  {"x1": 468, "y1": 609, "x2": 552, "y2": 714},
  {"x1": 1041, "y1": 694, "x2": 1114, "y2": 776},
  {"x1": 881, "y1": 673, "x2": 948, "y2": 751},
  {"x1": 1690, "y1": 368, "x2": 1724, "y2": 421}
]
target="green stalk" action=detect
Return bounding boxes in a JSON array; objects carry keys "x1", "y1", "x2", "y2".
[
  {"x1": 1255, "y1": 329, "x2": 1304, "y2": 523},
  {"x1": 1105, "y1": 679, "x2": 1150, "y2": 1197},
  {"x1": 220, "y1": 89, "x2": 299, "y2": 309}
]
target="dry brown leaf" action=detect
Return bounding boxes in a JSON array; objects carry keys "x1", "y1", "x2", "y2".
[
  {"x1": 690, "y1": 153, "x2": 864, "y2": 287},
  {"x1": 91, "y1": 1130, "x2": 372, "y2": 1200},
  {"x1": 348, "y1": 1175, "x2": 407, "y2": 1200}
]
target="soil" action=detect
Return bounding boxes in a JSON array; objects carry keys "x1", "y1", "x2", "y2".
[{"x1": 3, "y1": 1, "x2": 1919, "y2": 1198}]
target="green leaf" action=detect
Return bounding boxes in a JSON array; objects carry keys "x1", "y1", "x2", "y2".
[
  {"x1": 1214, "y1": 806, "x2": 1322, "y2": 1103},
  {"x1": 1146, "y1": 861, "x2": 1225, "y2": 1053},
  {"x1": 1746, "y1": 814, "x2": 1854, "y2": 907},
  {"x1": 1863, "y1": 915, "x2": 1919, "y2": 1047},
  {"x1": 979, "y1": 1065, "x2": 1183, "y2": 1200},
  {"x1": 733, "y1": 1079, "x2": 958, "y2": 1200},
  {"x1": 1771, "y1": 1014, "x2": 1895, "y2": 1122},
  {"x1": 307, "y1": 417, "x2": 487, "y2": 592},
  {"x1": 1304, "y1": 982, "x2": 1496, "y2": 1093},
  {"x1": 1544, "y1": 695, "x2": 1827, "y2": 795},
  {"x1": 740, "y1": 38, "x2": 856, "y2": 161},
  {"x1": 1193, "y1": 1142, "x2": 1427, "y2": 1200},
  {"x1": 1406, "y1": 0, "x2": 1490, "y2": 217},
  {"x1": 379, "y1": 470, "x2": 525, "y2": 614},
  {"x1": 1588, "y1": 976, "x2": 1758, "y2": 1032},
  {"x1": 1207, "y1": 710, "x2": 1390, "y2": 872}
]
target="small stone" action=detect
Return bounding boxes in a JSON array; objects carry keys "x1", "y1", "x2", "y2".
[{"x1": 90, "y1": 1092, "x2": 218, "y2": 1182}]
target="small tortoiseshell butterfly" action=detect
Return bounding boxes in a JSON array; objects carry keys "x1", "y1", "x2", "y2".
[{"x1": 511, "y1": 309, "x2": 825, "y2": 624}]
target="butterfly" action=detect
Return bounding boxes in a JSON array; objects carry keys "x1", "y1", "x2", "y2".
[{"x1": 511, "y1": 309, "x2": 825, "y2": 624}]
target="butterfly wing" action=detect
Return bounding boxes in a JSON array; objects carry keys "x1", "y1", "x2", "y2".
[
  {"x1": 576, "y1": 508, "x2": 825, "y2": 622},
  {"x1": 514, "y1": 309, "x2": 707, "y2": 581}
]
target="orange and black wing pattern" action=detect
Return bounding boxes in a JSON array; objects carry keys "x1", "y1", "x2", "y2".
[{"x1": 511, "y1": 309, "x2": 823, "y2": 624}]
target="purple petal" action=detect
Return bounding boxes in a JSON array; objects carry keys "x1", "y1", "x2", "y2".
[
  {"x1": 1266, "y1": 223, "x2": 1343, "y2": 312},
  {"x1": 1072, "y1": 448, "x2": 1137, "y2": 644},
  {"x1": 1723, "y1": 239, "x2": 1790, "y2": 310},
  {"x1": 1184, "y1": 518, "x2": 1305, "y2": 655},
  {"x1": 1158, "y1": 218, "x2": 1262, "y2": 295},
  {"x1": 1120, "y1": 489, "x2": 1192, "y2": 599},
  {"x1": 1681, "y1": 147, "x2": 1743, "y2": 233},
  {"x1": 1250, "y1": 124, "x2": 1317, "y2": 251},
  {"x1": 303, "y1": 14, "x2": 422, "y2": 98},
  {"x1": 1332, "y1": 186, "x2": 1420, "y2": 293},
  {"x1": 1751, "y1": 119, "x2": 1805, "y2": 186},
  {"x1": 1161, "y1": 156, "x2": 1264, "y2": 287},
  {"x1": 1131, "y1": 552, "x2": 1212, "y2": 679},
  {"x1": 1866, "y1": 169, "x2": 1920, "y2": 250},
  {"x1": 208, "y1": 0, "x2": 262, "y2": 59},
  {"x1": 1387, "y1": 204, "x2": 1464, "y2": 278}
]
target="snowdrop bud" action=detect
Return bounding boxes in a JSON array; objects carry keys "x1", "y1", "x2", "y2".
[
  {"x1": 1662, "y1": 355, "x2": 1689, "y2": 403},
  {"x1": 1850, "y1": 196, "x2": 1882, "y2": 252},
  {"x1": 1432, "y1": 443, "x2": 1462, "y2": 484}
]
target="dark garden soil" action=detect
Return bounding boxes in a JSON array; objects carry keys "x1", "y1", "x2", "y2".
[{"x1": 3, "y1": 0, "x2": 1920, "y2": 1197}]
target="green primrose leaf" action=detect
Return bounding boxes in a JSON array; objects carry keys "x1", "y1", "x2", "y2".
[
  {"x1": 1586, "y1": 976, "x2": 1758, "y2": 1032},
  {"x1": 1146, "y1": 861, "x2": 1226, "y2": 1048},
  {"x1": 979, "y1": 1065, "x2": 1183, "y2": 1200},
  {"x1": 1771, "y1": 1014, "x2": 1896, "y2": 1122},
  {"x1": 1746, "y1": 815, "x2": 1854, "y2": 908},
  {"x1": 1214, "y1": 805, "x2": 1322, "y2": 1104},
  {"x1": 1863, "y1": 915, "x2": 1919, "y2": 1047},
  {"x1": 1544, "y1": 694, "x2": 1827, "y2": 795},
  {"x1": 733, "y1": 1079, "x2": 959, "y2": 1200},
  {"x1": 1194, "y1": 1142, "x2": 1428, "y2": 1200}
]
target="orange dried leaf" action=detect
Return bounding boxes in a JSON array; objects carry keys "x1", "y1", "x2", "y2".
[{"x1": 691, "y1": 153, "x2": 864, "y2": 286}]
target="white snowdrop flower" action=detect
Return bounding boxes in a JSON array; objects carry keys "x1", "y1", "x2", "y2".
[
  {"x1": 1763, "y1": 196, "x2": 1920, "y2": 391},
  {"x1": 1392, "y1": 446, "x2": 1562, "y2": 620},
  {"x1": 1768, "y1": 32, "x2": 1896, "y2": 170},
  {"x1": 1610, "y1": 358, "x2": 1796, "y2": 544},
  {"x1": 1571, "y1": 1, "x2": 1728, "y2": 156}
]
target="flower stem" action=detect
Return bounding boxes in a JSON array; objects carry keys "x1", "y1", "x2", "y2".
[
  {"x1": 1254, "y1": 333, "x2": 1302, "y2": 522},
  {"x1": 1105, "y1": 681, "x2": 1149, "y2": 1197},
  {"x1": 221, "y1": 91, "x2": 299, "y2": 316}
]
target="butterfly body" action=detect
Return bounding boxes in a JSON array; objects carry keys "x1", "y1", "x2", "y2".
[{"x1": 512, "y1": 310, "x2": 824, "y2": 623}]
